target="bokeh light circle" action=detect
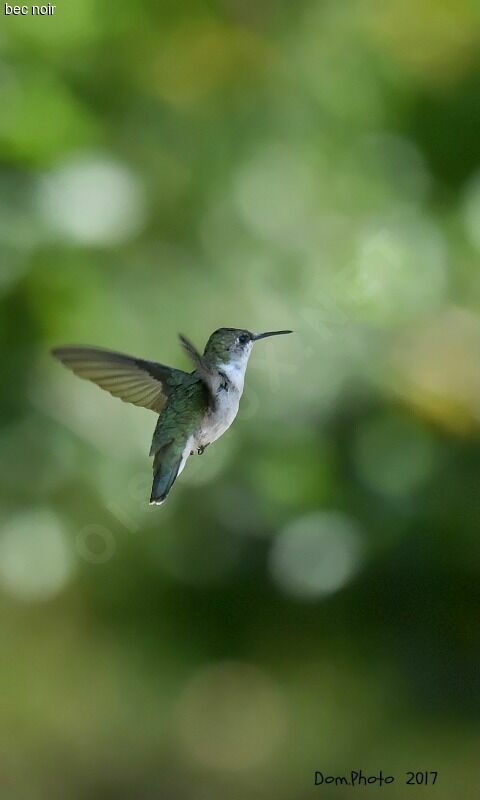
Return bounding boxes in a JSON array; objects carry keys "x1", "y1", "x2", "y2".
[
  {"x1": 36, "y1": 154, "x2": 147, "y2": 246},
  {"x1": 0, "y1": 510, "x2": 74, "y2": 602},
  {"x1": 76, "y1": 524, "x2": 116, "y2": 564},
  {"x1": 269, "y1": 511, "x2": 364, "y2": 600}
]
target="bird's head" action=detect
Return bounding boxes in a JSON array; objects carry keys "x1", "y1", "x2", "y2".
[{"x1": 203, "y1": 327, "x2": 292, "y2": 370}]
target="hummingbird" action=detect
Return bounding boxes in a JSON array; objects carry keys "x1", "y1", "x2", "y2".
[{"x1": 52, "y1": 328, "x2": 292, "y2": 505}]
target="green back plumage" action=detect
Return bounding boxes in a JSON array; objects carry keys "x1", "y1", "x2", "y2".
[
  {"x1": 149, "y1": 375, "x2": 207, "y2": 456},
  {"x1": 149, "y1": 375, "x2": 208, "y2": 503}
]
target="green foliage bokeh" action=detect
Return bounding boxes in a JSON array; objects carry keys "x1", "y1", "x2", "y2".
[{"x1": 1, "y1": 1, "x2": 480, "y2": 797}]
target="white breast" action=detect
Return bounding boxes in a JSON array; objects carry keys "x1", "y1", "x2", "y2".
[{"x1": 195, "y1": 383, "x2": 241, "y2": 448}]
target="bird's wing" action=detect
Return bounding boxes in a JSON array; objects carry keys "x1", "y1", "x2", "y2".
[
  {"x1": 178, "y1": 334, "x2": 217, "y2": 398},
  {"x1": 178, "y1": 334, "x2": 208, "y2": 374},
  {"x1": 51, "y1": 345, "x2": 187, "y2": 412}
]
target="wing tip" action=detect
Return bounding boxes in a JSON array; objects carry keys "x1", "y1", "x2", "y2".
[
  {"x1": 51, "y1": 345, "x2": 72, "y2": 363},
  {"x1": 50, "y1": 345, "x2": 123, "y2": 365}
]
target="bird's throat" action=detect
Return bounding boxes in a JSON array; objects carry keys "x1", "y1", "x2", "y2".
[{"x1": 215, "y1": 360, "x2": 248, "y2": 393}]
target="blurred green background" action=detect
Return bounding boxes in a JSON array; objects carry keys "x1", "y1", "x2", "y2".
[{"x1": 1, "y1": 1, "x2": 480, "y2": 797}]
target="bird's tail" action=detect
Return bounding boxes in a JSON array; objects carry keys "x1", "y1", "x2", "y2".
[{"x1": 149, "y1": 442, "x2": 183, "y2": 506}]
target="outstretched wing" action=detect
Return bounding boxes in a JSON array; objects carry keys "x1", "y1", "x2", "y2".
[{"x1": 51, "y1": 345, "x2": 186, "y2": 412}]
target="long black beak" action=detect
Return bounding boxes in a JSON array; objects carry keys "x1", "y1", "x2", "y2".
[{"x1": 252, "y1": 330, "x2": 293, "y2": 341}]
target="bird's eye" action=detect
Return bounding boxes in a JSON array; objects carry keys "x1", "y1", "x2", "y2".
[{"x1": 238, "y1": 333, "x2": 249, "y2": 345}]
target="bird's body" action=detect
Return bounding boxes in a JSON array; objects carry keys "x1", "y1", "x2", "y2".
[{"x1": 52, "y1": 327, "x2": 291, "y2": 505}]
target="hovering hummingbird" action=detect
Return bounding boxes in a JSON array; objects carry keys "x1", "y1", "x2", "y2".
[{"x1": 52, "y1": 328, "x2": 292, "y2": 505}]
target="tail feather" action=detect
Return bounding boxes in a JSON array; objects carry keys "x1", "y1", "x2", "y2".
[{"x1": 150, "y1": 444, "x2": 183, "y2": 506}]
